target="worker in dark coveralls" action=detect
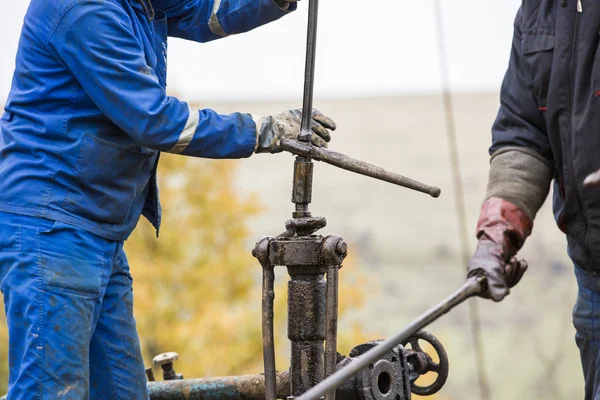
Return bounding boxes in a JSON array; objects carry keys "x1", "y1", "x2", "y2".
[
  {"x1": 0, "y1": 0, "x2": 337, "y2": 398},
  {"x1": 468, "y1": 1, "x2": 600, "y2": 399}
]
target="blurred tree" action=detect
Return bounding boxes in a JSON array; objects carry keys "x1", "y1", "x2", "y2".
[
  {"x1": 128, "y1": 153, "x2": 370, "y2": 380},
  {"x1": 0, "y1": 153, "x2": 370, "y2": 394}
]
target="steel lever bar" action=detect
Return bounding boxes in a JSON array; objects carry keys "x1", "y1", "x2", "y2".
[
  {"x1": 295, "y1": 276, "x2": 485, "y2": 400},
  {"x1": 281, "y1": 138, "x2": 442, "y2": 198}
]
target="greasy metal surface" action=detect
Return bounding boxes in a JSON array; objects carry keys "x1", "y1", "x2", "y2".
[
  {"x1": 285, "y1": 217, "x2": 327, "y2": 236},
  {"x1": 299, "y1": 0, "x2": 319, "y2": 142},
  {"x1": 336, "y1": 345, "x2": 411, "y2": 400},
  {"x1": 148, "y1": 372, "x2": 290, "y2": 400},
  {"x1": 403, "y1": 331, "x2": 449, "y2": 396},
  {"x1": 295, "y1": 276, "x2": 485, "y2": 400},
  {"x1": 292, "y1": 159, "x2": 314, "y2": 204},
  {"x1": 280, "y1": 139, "x2": 441, "y2": 198},
  {"x1": 146, "y1": 367, "x2": 156, "y2": 382},
  {"x1": 253, "y1": 237, "x2": 278, "y2": 400},
  {"x1": 288, "y1": 261, "x2": 326, "y2": 396},
  {"x1": 270, "y1": 238, "x2": 324, "y2": 266},
  {"x1": 324, "y1": 265, "x2": 339, "y2": 400}
]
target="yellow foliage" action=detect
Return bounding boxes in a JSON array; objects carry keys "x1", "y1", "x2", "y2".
[{"x1": 0, "y1": 153, "x2": 370, "y2": 394}]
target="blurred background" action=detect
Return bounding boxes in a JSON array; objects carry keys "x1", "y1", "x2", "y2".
[{"x1": 0, "y1": 1, "x2": 581, "y2": 399}]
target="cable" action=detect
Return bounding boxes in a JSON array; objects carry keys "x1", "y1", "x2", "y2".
[{"x1": 431, "y1": 1, "x2": 491, "y2": 399}]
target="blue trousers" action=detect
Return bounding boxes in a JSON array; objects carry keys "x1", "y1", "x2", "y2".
[
  {"x1": 574, "y1": 265, "x2": 600, "y2": 400},
  {"x1": 0, "y1": 212, "x2": 148, "y2": 399}
]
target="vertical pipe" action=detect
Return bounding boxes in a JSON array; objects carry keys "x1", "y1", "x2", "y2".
[
  {"x1": 262, "y1": 266, "x2": 277, "y2": 400},
  {"x1": 324, "y1": 265, "x2": 339, "y2": 400},
  {"x1": 299, "y1": 0, "x2": 320, "y2": 142},
  {"x1": 287, "y1": 266, "x2": 326, "y2": 397}
]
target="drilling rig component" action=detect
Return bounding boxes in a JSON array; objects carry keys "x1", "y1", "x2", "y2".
[
  {"x1": 295, "y1": 276, "x2": 486, "y2": 400},
  {"x1": 153, "y1": 352, "x2": 183, "y2": 381},
  {"x1": 254, "y1": 237, "x2": 278, "y2": 400},
  {"x1": 299, "y1": 0, "x2": 320, "y2": 143},
  {"x1": 285, "y1": 217, "x2": 327, "y2": 236},
  {"x1": 292, "y1": 159, "x2": 314, "y2": 204},
  {"x1": 322, "y1": 235, "x2": 346, "y2": 400},
  {"x1": 148, "y1": 372, "x2": 291, "y2": 400},
  {"x1": 146, "y1": 367, "x2": 156, "y2": 382},
  {"x1": 270, "y1": 238, "x2": 324, "y2": 266},
  {"x1": 337, "y1": 344, "x2": 411, "y2": 400},
  {"x1": 403, "y1": 331, "x2": 449, "y2": 396},
  {"x1": 280, "y1": 139, "x2": 441, "y2": 198}
]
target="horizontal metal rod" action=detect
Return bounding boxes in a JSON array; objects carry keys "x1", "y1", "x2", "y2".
[
  {"x1": 148, "y1": 372, "x2": 290, "y2": 400},
  {"x1": 280, "y1": 139, "x2": 441, "y2": 198},
  {"x1": 295, "y1": 276, "x2": 485, "y2": 400}
]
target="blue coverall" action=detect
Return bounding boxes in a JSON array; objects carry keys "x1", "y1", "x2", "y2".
[{"x1": 0, "y1": 0, "x2": 294, "y2": 398}]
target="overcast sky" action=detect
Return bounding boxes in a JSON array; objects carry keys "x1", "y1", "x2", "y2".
[{"x1": 0, "y1": 1, "x2": 521, "y2": 102}]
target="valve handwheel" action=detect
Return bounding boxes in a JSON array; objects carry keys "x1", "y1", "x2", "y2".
[{"x1": 403, "y1": 331, "x2": 449, "y2": 396}]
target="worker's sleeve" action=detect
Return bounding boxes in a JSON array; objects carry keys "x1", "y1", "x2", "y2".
[
  {"x1": 490, "y1": 8, "x2": 553, "y2": 162},
  {"x1": 483, "y1": 8, "x2": 554, "y2": 221},
  {"x1": 152, "y1": 0, "x2": 296, "y2": 42},
  {"x1": 48, "y1": 1, "x2": 257, "y2": 159}
]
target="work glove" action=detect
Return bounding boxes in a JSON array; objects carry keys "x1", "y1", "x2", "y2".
[
  {"x1": 467, "y1": 198, "x2": 532, "y2": 302},
  {"x1": 254, "y1": 109, "x2": 337, "y2": 154},
  {"x1": 274, "y1": 0, "x2": 298, "y2": 10}
]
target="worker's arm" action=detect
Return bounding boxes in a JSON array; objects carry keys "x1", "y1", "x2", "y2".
[
  {"x1": 467, "y1": 7, "x2": 554, "y2": 301},
  {"x1": 49, "y1": 0, "x2": 257, "y2": 159},
  {"x1": 152, "y1": 0, "x2": 297, "y2": 43}
]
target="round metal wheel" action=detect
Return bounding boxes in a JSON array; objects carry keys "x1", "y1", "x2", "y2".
[{"x1": 402, "y1": 331, "x2": 449, "y2": 396}]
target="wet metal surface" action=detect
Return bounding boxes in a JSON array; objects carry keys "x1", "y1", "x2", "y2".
[
  {"x1": 295, "y1": 276, "x2": 485, "y2": 400},
  {"x1": 280, "y1": 138, "x2": 441, "y2": 198}
]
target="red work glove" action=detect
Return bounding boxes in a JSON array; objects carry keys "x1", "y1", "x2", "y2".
[{"x1": 467, "y1": 198, "x2": 532, "y2": 302}]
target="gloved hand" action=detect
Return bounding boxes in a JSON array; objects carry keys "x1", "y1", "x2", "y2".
[
  {"x1": 274, "y1": 0, "x2": 298, "y2": 10},
  {"x1": 467, "y1": 198, "x2": 532, "y2": 302},
  {"x1": 254, "y1": 109, "x2": 337, "y2": 154}
]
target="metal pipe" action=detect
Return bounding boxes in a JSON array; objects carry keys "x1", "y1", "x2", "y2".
[
  {"x1": 148, "y1": 372, "x2": 290, "y2": 400},
  {"x1": 262, "y1": 265, "x2": 278, "y2": 400},
  {"x1": 299, "y1": 0, "x2": 320, "y2": 142},
  {"x1": 324, "y1": 265, "x2": 340, "y2": 400},
  {"x1": 280, "y1": 139, "x2": 442, "y2": 198},
  {"x1": 295, "y1": 276, "x2": 485, "y2": 400},
  {"x1": 287, "y1": 265, "x2": 327, "y2": 396}
]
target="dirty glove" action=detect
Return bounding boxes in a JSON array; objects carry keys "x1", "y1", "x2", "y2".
[
  {"x1": 467, "y1": 198, "x2": 532, "y2": 302},
  {"x1": 274, "y1": 0, "x2": 298, "y2": 10},
  {"x1": 253, "y1": 109, "x2": 337, "y2": 154},
  {"x1": 467, "y1": 147, "x2": 552, "y2": 301}
]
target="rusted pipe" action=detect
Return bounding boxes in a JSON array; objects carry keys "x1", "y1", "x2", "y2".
[
  {"x1": 280, "y1": 139, "x2": 441, "y2": 198},
  {"x1": 148, "y1": 372, "x2": 290, "y2": 400},
  {"x1": 324, "y1": 265, "x2": 340, "y2": 400}
]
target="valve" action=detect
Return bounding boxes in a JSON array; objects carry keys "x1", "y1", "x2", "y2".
[
  {"x1": 403, "y1": 331, "x2": 449, "y2": 396},
  {"x1": 153, "y1": 352, "x2": 184, "y2": 381}
]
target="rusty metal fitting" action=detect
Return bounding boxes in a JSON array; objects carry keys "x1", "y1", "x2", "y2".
[
  {"x1": 322, "y1": 235, "x2": 347, "y2": 266},
  {"x1": 252, "y1": 237, "x2": 273, "y2": 267},
  {"x1": 285, "y1": 216, "x2": 327, "y2": 236},
  {"x1": 153, "y1": 352, "x2": 183, "y2": 381}
]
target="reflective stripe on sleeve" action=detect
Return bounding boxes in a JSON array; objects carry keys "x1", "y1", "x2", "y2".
[
  {"x1": 168, "y1": 104, "x2": 199, "y2": 154},
  {"x1": 209, "y1": 0, "x2": 228, "y2": 37}
]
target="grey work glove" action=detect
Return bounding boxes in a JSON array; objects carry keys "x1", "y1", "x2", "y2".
[{"x1": 253, "y1": 109, "x2": 337, "y2": 154}]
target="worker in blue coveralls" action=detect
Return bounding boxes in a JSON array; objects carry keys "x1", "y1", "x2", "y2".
[{"x1": 0, "y1": 0, "x2": 337, "y2": 398}]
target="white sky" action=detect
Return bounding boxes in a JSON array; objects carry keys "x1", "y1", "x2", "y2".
[{"x1": 0, "y1": 1, "x2": 520, "y2": 102}]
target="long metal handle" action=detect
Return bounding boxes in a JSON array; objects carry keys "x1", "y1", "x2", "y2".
[
  {"x1": 295, "y1": 276, "x2": 485, "y2": 400},
  {"x1": 299, "y1": 0, "x2": 320, "y2": 142},
  {"x1": 281, "y1": 138, "x2": 442, "y2": 198}
]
